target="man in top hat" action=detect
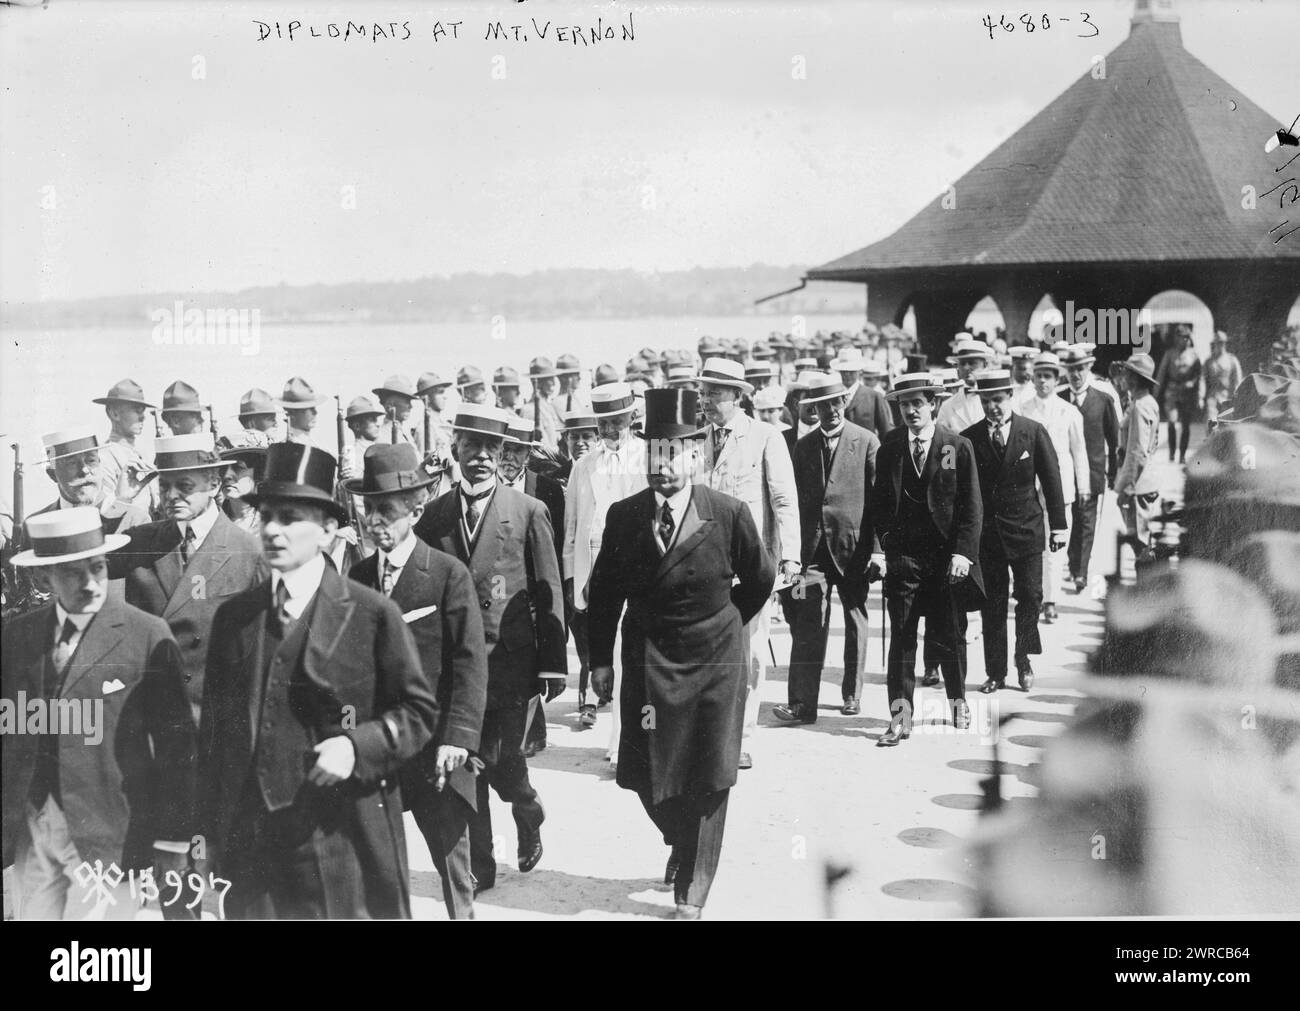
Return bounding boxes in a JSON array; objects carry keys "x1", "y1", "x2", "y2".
[
  {"x1": 216, "y1": 432, "x2": 266, "y2": 535},
  {"x1": 1017, "y1": 353, "x2": 1089, "y2": 624},
  {"x1": 588, "y1": 388, "x2": 774, "y2": 919},
  {"x1": 493, "y1": 366, "x2": 523, "y2": 413},
  {"x1": 775, "y1": 372, "x2": 881, "y2": 723},
  {"x1": 961, "y1": 370, "x2": 1067, "y2": 692},
  {"x1": 161, "y1": 380, "x2": 206, "y2": 437},
  {"x1": 93, "y1": 378, "x2": 159, "y2": 512},
  {"x1": 199, "y1": 441, "x2": 437, "y2": 919},
  {"x1": 277, "y1": 377, "x2": 332, "y2": 446},
  {"x1": 519, "y1": 357, "x2": 563, "y2": 454},
  {"x1": 564, "y1": 384, "x2": 647, "y2": 735},
  {"x1": 238, "y1": 388, "x2": 280, "y2": 440},
  {"x1": 372, "y1": 375, "x2": 420, "y2": 447},
  {"x1": 108, "y1": 433, "x2": 267, "y2": 724},
  {"x1": 1114, "y1": 353, "x2": 1163, "y2": 553},
  {"x1": 698, "y1": 358, "x2": 800, "y2": 767},
  {"x1": 1204, "y1": 331, "x2": 1243, "y2": 426},
  {"x1": 413, "y1": 404, "x2": 567, "y2": 893},
  {"x1": 457, "y1": 366, "x2": 489, "y2": 407},
  {"x1": 555, "y1": 354, "x2": 589, "y2": 415},
  {"x1": 1058, "y1": 346, "x2": 1119, "y2": 594},
  {"x1": 4, "y1": 507, "x2": 196, "y2": 920},
  {"x1": 835, "y1": 349, "x2": 894, "y2": 437},
  {"x1": 345, "y1": 443, "x2": 488, "y2": 920},
  {"x1": 1008, "y1": 346, "x2": 1038, "y2": 407},
  {"x1": 936, "y1": 338, "x2": 995, "y2": 434},
  {"x1": 872, "y1": 373, "x2": 984, "y2": 744}
]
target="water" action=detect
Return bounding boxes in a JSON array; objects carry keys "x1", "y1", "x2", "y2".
[{"x1": 0, "y1": 313, "x2": 867, "y2": 504}]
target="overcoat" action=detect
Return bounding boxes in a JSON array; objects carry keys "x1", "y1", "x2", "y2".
[{"x1": 962, "y1": 414, "x2": 1067, "y2": 561}]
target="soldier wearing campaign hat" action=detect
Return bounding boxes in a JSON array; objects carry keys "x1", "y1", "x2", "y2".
[
  {"x1": 457, "y1": 365, "x2": 490, "y2": 406},
  {"x1": 518, "y1": 357, "x2": 564, "y2": 454},
  {"x1": 238, "y1": 388, "x2": 280, "y2": 439},
  {"x1": 93, "y1": 378, "x2": 159, "y2": 512},
  {"x1": 1203, "y1": 331, "x2": 1243, "y2": 425},
  {"x1": 415, "y1": 372, "x2": 456, "y2": 474},
  {"x1": 276, "y1": 377, "x2": 333, "y2": 446},
  {"x1": 373, "y1": 375, "x2": 420, "y2": 447},
  {"x1": 338, "y1": 395, "x2": 386, "y2": 483},
  {"x1": 555, "y1": 353, "x2": 589, "y2": 415},
  {"x1": 492, "y1": 366, "x2": 523, "y2": 412},
  {"x1": 161, "y1": 380, "x2": 206, "y2": 437},
  {"x1": 1114, "y1": 353, "x2": 1162, "y2": 553}
]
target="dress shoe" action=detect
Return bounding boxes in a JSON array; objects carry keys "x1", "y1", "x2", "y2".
[
  {"x1": 1073, "y1": 576, "x2": 1088, "y2": 594},
  {"x1": 876, "y1": 726, "x2": 910, "y2": 747},
  {"x1": 920, "y1": 667, "x2": 940, "y2": 688},
  {"x1": 841, "y1": 696, "x2": 860, "y2": 715},
  {"x1": 578, "y1": 703, "x2": 598, "y2": 729},
  {"x1": 738, "y1": 752, "x2": 753, "y2": 770},
  {"x1": 1017, "y1": 659, "x2": 1035, "y2": 692},
  {"x1": 472, "y1": 875, "x2": 495, "y2": 898},
  {"x1": 1042, "y1": 602, "x2": 1058, "y2": 624},
  {"x1": 952, "y1": 699, "x2": 971, "y2": 730},
  {"x1": 664, "y1": 850, "x2": 680, "y2": 885},
  {"x1": 979, "y1": 678, "x2": 1004, "y2": 694},
  {"x1": 517, "y1": 824, "x2": 544, "y2": 873},
  {"x1": 773, "y1": 702, "x2": 815, "y2": 724},
  {"x1": 674, "y1": 902, "x2": 702, "y2": 920}
]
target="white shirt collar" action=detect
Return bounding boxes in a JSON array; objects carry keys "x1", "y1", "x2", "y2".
[
  {"x1": 821, "y1": 422, "x2": 846, "y2": 440},
  {"x1": 653, "y1": 483, "x2": 692, "y2": 516},
  {"x1": 797, "y1": 419, "x2": 818, "y2": 437},
  {"x1": 270, "y1": 552, "x2": 327, "y2": 612},
  {"x1": 909, "y1": 422, "x2": 936, "y2": 444},
  {"x1": 460, "y1": 476, "x2": 496, "y2": 498},
  {"x1": 55, "y1": 600, "x2": 101, "y2": 632},
  {"x1": 506, "y1": 470, "x2": 527, "y2": 491},
  {"x1": 379, "y1": 530, "x2": 418, "y2": 571},
  {"x1": 180, "y1": 502, "x2": 219, "y2": 545}
]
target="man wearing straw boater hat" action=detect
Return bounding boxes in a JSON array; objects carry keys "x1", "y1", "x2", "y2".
[
  {"x1": 93, "y1": 378, "x2": 159, "y2": 512},
  {"x1": 346, "y1": 443, "x2": 488, "y2": 920},
  {"x1": 413, "y1": 403, "x2": 567, "y2": 893},
  {"x1": 160, "y1": 380, "x2": 207, "y2": 437},
  {"x1": 108, "y1": 433, "x2": 266, "y2": 724},
  {"x1": 775, "y1": 372, "x2": 881, "y2": 724},
  {"x1": 698, "y1": 357, "x2": 799, "y2": 769},
  {"x1": 563, "y1": 383, "x2": 647, "y2": 735},
  {"x1": 372, "y1": 374, "x2": 421, "y2": 447},
  {"x1": 4, "y1": 506, "x2": 196, "y2": 920},
  {"x1": 199, "y1": 441, "x2": 437, "y2": 919},
  {"x1": 1008, "y1": 346, "x2": 1038, "y2": 408},
  {"x1": 276, "y1": 376, "x2": 333, "y2": 446},
  {"x1": 1058, "y1": 345, "x2": 1119, "y2": 595},
  {"x1": 937, "y1": 336, "x2": 995, "y2": 434},
  {"x1": 518, "y1": 356, "x2": 564, "y2": 454},
  {"x1": 237, "y1": 388, "x2": 280, "y2": 442},
  {"x1": 29, "y1": 428, "x2": 151, "y2": 542},
  {"x1": 961, "y1": 369, "x2": 1067, "y2": 693},
  {"x1": 871, "y1": 371, "x2": 984, "y2": 744},
  {"x1": 588, "y1": 387, "x2": 774, "y2": 919},
  {"x1": 835, "y1": 348, "x2": 894, "y2": 437}
]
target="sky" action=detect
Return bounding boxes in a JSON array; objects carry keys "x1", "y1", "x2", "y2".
[{"x1": 1, "y1": 0, "x2": 1297, "y2": 303}]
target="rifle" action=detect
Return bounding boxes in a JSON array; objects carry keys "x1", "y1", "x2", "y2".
[
  {"x1": 2, "y1": 442, "x2": 28, "y2": 616},
  {"x1": 422, "y1": 405, "x2": 432, "y2": 455},
  {"x1": 12, "y1": 442, "x2": 23, "y2": 536},
  {"x1": 206, "y1": 403, "x2": 218, "y2": 440},
  {"x1": 334, "y1": 396, "x2": 361, "y2": 533},
  {"x1": 152, "y1": 408, "x2": 165, "y2": 437},
  {"x1": 388, "y1": 405, "x2": 399, "y2": 444}
]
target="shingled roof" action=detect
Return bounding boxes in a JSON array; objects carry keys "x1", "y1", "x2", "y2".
[{"x1": 809, "y1": 4, "x2": 1299, "y2": 278}]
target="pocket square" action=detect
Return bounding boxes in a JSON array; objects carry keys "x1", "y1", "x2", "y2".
[
  {"x1": 1018, "y1": 450, "x2": 1030, "y2": 461},
  {"x1": 102, "y1": 679, "x2": 126, "y2": 695},
  {"x1": 401, "y1": 605, "x2": 438, "y2": 624}
]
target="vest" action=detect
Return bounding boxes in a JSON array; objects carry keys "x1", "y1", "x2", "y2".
[
  {"x1": 898, "y1": 452, "x2": 942, "y2": 550},
  {"x1": 28, "y1": 649, "x2": 65, "y2": 808}
]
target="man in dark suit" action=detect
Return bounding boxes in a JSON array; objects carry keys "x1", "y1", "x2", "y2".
[
  {"x1": 4, "y1": 507, "x2": 196, "y2": 920},
  {"x1": 835, "y1": 350, "x2": 894, "y2": 437},
  {"x1": 589, "y1": 388, "x2": 774, "y2": 919},
  {"x1": 413, "y1": 404, "x2": 567, "y2": 894},
  {"x1": 961, "y1": 370, "x2": 1067, "y2": 691},
  {"x1": 347, "y1": 444, "x2": 488, "y2": 920},
  {"x1": 775, "y1": 373, "x2": 881, "y2": 723},
  {"x1": 200, "y1": 442, "x2": 438, "y2": 919},
  {"x1": 1059, "y1": 346, "x2": 1119, "y2": 593},
  {"x1": 872, "y1": 373, "x2": 984, "y2": 745},
  {"x1": 109, "y1": 434, "x2": 267, "y2": 724}
]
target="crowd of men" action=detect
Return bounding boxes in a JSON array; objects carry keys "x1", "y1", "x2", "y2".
[{"x1": 2, "y1": 320, "x2": 1298, "y2": 921}]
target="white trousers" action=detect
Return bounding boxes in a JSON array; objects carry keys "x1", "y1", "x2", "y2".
[
  {"x1": 1041, "y1": 507, "x2": 1073, "y2": 604},
  {"x1": 742, "y1": 598, "x2": 771, "y2": 749}
]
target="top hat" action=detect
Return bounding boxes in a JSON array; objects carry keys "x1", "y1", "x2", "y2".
[
  {"x1": 665, "y1": 364, "x2": 698, "y2": 387},
  {"x1": 1031, "y1": 351, "x2": 1066, "y2": 376},
  {"x1": 342, "y1": 442, "x2": 439, "y2": 497},
  {"x1": 277, "y1": 376, "x2": 333, "y2": 410},
  {"x1": 11, "y1": 506, "x2": 129, "y2": 567},
  {"x1": 972, "y1": 369, "x2": 1015, "y2": 395},
  {"x1": 345, "y1": 395, "x2": 386, "y2": 421},
  {"x1": 451, "y1": 403, "x2": 510, "y2": 438},
  {"x1": 43, "y1": 427, "x2": 101, "y2": 463},
  {"x1": 592, "y1": 364, "x2": 621, "y2": 387},
  {"x1": 528, "y1": 356, "x2": 559, "y2": 380},
  {"x1": 415, "y1": 371, "x2": 453, "y2": 396},
  {"x1": 698, "y1": 358, "x2": 754, "y2": 394},
  {"x1": 1059, "y1": 345, "x2": 1096, "y2": 368},
  {"x1": 752, "y1": 386, "x2": 787, "y2": 411},
  {"x1": 636, "y1": 388, "x2": 708, "y2": 440},
  {"x1": 555, "y1": 353, "x2": 582, "y2": 375},
  {"x1": 591, "y1": 382, "x2": 637, "y2": 417},
  {"x1": 244, "y1": 442, "x2": 345, "y2": 521},
  {"x1": 886, "y1": 372, "x2": 944, "y2": 401},
  {"x1": 456, "y1": 366, "x2": 486, "y2": 390},
  {"x1": 492, "y1": 366, "x2": 522, "y2": 389},
  {"x1": 802, "y1": 373, "x2": 850, "y2": 404},
  {"x1": 1121, "y1": 353, "x2": 1157, "y2": 385},
  {"x1": 503, "y1": 415, "x2": 538, "y2": 447},
  {"x1": 93, "y1": 378, "x2": 155, "y2": 409},
  {"x1": 154, "y1": 433, "x2": 223, "y2": 473},
  {"x1": 162, "y1": 380, "x2": 203, "y2": 414},
  {"x1": 563, "y1": 410, "x2": 599, "y2": 432},
  {"x1": 372, "y1": 375, "x2": 417, "y2": 401},
  {"x1": 239, "y1": 388, "x2": 278, "y2": 417}
]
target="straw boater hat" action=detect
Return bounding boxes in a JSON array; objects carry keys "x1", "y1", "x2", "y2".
[
  {"x1": 415, "y1": 371, "x2": 453, "y2": 396},
  {"x1": 834, "y1": 349, "x2": 866, "y2": 372},
  {"x1": 1059, "y1": 345, "x2": 1096, "y2": 368},
  {"x1": 1008, "y1": 346, "x2": 1038, "y2": 362},
  {"x1": 752, "y1": 385, "x2": 787, "y2": 411},
  {"x1": 162, "y1": 380, "x2": 203, "y2": 414},
  {"x1": 344, "y1": 395, "x2": 386, "y2": 421},
  {"x1": 744, "y1": 361, "x2": 776, "y2": 383},
  {"x1": 636, "y1": 388, "x2": 709, "y2": 441},
  {"x1": 948, "y1": 331, "x2": 975, "y2": 352},
  {"x1": 934, "y1": 368, "x2": 963, "y2": 396},
  {"x1": 276, "y1": 376, "x2": 332, "y2": 410},
  {"x1": 93, "y1": 378, "x2": 154, "y2": 409},
  {"x1": 972, "y1": 369, "x2": 1015, "y2": 395},
  {"x1": 801, "y1": 373, "x2": 851, "y2": 404},
  {"x1": 947, "y1": 339, "x2": 994, "y2": 365},
  {"x1": 450, "y1": 403, "x2": 511, "y2": 438},
  {"x1": 1031, "y1": 351, "x2": 1066, "y2": 376},
  {"x1": 456, "y1": 365, "x2": 486, "y2": 391},
  {"x1": 562, "y1": 409, "x2": 599, "y2": 433},
  {"x1": 590, "y1": 381, "x2": 637, "y2": 418},
  {"x1": 43, "y1": 427, "x2": 101, "y2": 463},
  {"x1": 665, "y1": 363, "x2": 698, "y2": 387},
  {"x1": 555, "y1": 353, "x2": 582, "y2": 376},
  {"x1": 245, "y1": 442, "x2": 346, "y2": 522},
  {"x1": 502, "y1": 415, "x2": 539, "y2": 447},
  {"x1": 528, "y1": 356, "x2": 559, "y2": 380},
  {"x1": 11, "y1": 506, "x2": 129, "y2": 568},
  {"x1": 153, "y1": 433, "x2": 223, "y2": 473},
  {"x1": 342, "y1": 442, "x2": 439, "y2": 497},
  {"x1": 886, "y1": 372, "x2": 945, "y2": 401},
  {"x1": 696, "y1": 357, "x2": 754, "y2": 394},
  {"x1": 859, "y1": 359, "x2": 888, "y2": 379},
  {"x1": 492, "y1": 366, "x2": 522, "y2": 389},
  {"x1": 792, "y1": 356, "x2": 820, "y2": 371},
  {"x1": 372, "y1": 375, "x2": 417, "y2": 401},
  {"x1": 239, "y1": 388, "x2": 278, "y2": 417}
]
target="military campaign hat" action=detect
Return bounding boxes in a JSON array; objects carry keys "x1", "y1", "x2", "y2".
[
  {"x1": 415, "y1": 372, "x2": 453, "y2": 396},
  {"x1": 93, "y1": 378, "x2": 154, "y2": 409},
  {"x1": 162, "y1": 380, "x2": 203, "y2": 414},
  {"x1": 239, "y1": 388, "x2": 278, "y2": 417},
  {"x1": 373, "y1": 375, "x2": 417, "y2": 400}
]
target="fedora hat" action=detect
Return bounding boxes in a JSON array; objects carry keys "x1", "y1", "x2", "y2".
[
  {"x1": 345, "y1": 395, "x2": 386, "y2": 421},
  {"x1": 492, "y1": 366, "x2": 522, "y2": 389},
  {"x1": 11, "y1": 506, "x2": 129, "y2": 568},
  {"x1": 636, "y1": 388, "x2": 708, "y2": 441},
  {"x1": 153, "y1": 433, "x2": 223, "y2": 473},
  {"x1": 162, "y1": 380, "x2": 203, "y2": 414},
  {"x1": 1031, "y1": 351, "x2": 1066, "y2": 376},
  {"x1": 555, "y1": 353, "x2": 582, "y2": 375},
  {"x1": 972, "y1": 369, "x2": 1015, "y2": 395},
  {"x1": 590, "y1": 381, "x2": 637, "y2": 418},
  {"x1": 415, "y1": 371, "x2": 453, "y2": 396},
  {"x1": 503, "y1": 415, "x2": 539, "y2": 447},
  {"x1": 752, "y1": 385, "x2": 787, "y2": 411},
  {"x1": 562, "y1": 410, "x2": 599, "y2": 432},
  {"x1": 456, "y1": 365, "x2": 486, "y2": 390},
  {"x1": 239, "y1": 388, "x2": 278, "y2": 417},
  {"x1": 1059, "y1": 345, "x2": 1096, "y2": 368},
  {"x1": 528, "y1": 356, "x2": 559, "y2": 380},
  {"x1": 886, "y1": 372, "x2": 944, "y2": 401},
  {"x1": 451, "y1": 403, "x2": 510, "y2": 438},
  {"x1": 592, "y1": 363, "x2": 621, "y2": 387},
  {"x1": 802, "y1": 373, "x2": 850, "y2": 404},
  {"x1": 276, "y1": 376, "x2": 332, "y2": 410},
  {"x1": 42, "y1": 427, "x2": 100, "y2": 463},
  {"x1": 93, "y1": 378, "x2": 154, "y2": 409},
  {"x1": 665, "y1": 364, "x2": 698, "y2": 387},
  {"x1": 342, "y1": 442, "x2": 439, "y2": 497},
  {"x1": 1122, "y1": 354, "x2": 1157, "y2": 385},
  {"x1": 244, "y1": 442, "x2": 345, "y2": 521},
  {"x1": 372, "y1": 375, "x2": 417, "y2": 400}
]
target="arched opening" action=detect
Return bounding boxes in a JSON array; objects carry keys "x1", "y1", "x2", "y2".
[
  {"x1": 1287, "y1": 293, "x2": 1300, "y2": 333},
  {"x1": 900, "y1": 303, "x2": 917, "y2": 337},
  {"x1": 1140, "y1": 289, "x2": 1215, "y2": 361},
  {"x1": 965, "y1": 295, "x2": 1004, "y2": 345},
  {"x1": 1028, "y1": 293, "x2": 1061, "y2": 346}
]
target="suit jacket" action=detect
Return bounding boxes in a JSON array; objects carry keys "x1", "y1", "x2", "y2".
[
  {"x1": 791, "y1": 421, "x2": 880, "y2": 581},
  {"x1": 844, "y1": 384, "x2": 894, "y2": 437},
  {"x1": 523, "y1": 469, "x2": 566, "y2": 568},
  {"x1": 1018, "y1": 394, "x2": 1090, "y2": 504},
  {"x1": 588, "y1": 486, "x2": 774, "y2": 804},
  {"x1": 2, "y1": 598, "x2": 196, "y2": 871},
  {"x1": 199, "y1": 565, "x2": 437, "y2": 918},
  {"x1": 1059, "y1": 383, "x2": 1120, "y2": 493},
  {"x1": 1115, "y1": 393, "x2": 1162, "y2": 497},
  {"x1": 962, "y1": 414, "x2": 1067, "y2": 561},
  {"x1": 350, "y1": 539, "x2": 487, "y2": 810},
  {"x1": 414, "y1": 484, "x2": 567, "y2": 710},
  {"x1": 109, "y1": 510, "x2": 267, "y2": 721},
  {"x1": 702, "y1": 412, "x2": 801, "y2": 566}
]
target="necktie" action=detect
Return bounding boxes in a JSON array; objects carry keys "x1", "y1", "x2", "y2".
[
  {"x1": 657, "y1": 501, "x2": 675, "y2": 549},
  {"x1": 822, "y1": 436, "x2": 834, "y2": 477},
  {"x1": 381, "y1": 559, "x2": 397, "y2": 596},
  {"x1": 273, "y1": 580, "x2": 293, "y2": 633},
  {"x1": 52, "y1": 618, "x2": 78, "y2": 682},
  {"x1": 913, "y1": 438, "x2": 926, "y2": 473},
  {"x1": 713, "y1": 426, "x2": 728, "y2": 459},
  {"x1": 179, "y1": 524, "x2": 196, "y2": 566},
  {"x1": 464, "y1": 488, "x2": 491, "y2": 534},
  {"x1": 991, "y1": 424, "x2": 1005, "y2": 457}
]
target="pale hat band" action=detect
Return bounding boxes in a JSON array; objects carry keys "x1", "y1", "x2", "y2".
[{"x1": 155, "y1": 449, "x2": 223, "y2": 472}]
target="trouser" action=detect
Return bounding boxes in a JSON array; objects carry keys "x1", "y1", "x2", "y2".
[
  {"x1": 980, "y1": 544, "x2": 1044, "y2": 681},
  {"x1": 885, "y1": 549, "x2": 966, "y2": 728},
  {"x1": 1121, "y1": 492, "x2": 1159, "y2": 550},
  {"x1": 741, "y1": 598, "x2": 771, "y2": 748},
  {"x1": 570, "y1": 607, "x2": 592, "y2": 698},
  {"x1": 469, "y1": 703, "x2": 544, "y2": 888},
  {"x1": 1041, "y1": 509, "x2": 1072, "y2": 603},
  {"x1": 787, "y1": 561, "x2": 869, "y2": 710},
  {"x1": 11, "y1": 797, "x2": 138, "y2": 921},
  {"x1": 410, "y1": 787, "x2": 475, "y2": 920},
  {"x1": 639, "y1": 789, "x2": 730, "y2": 908},
  {"x1": 1068, "y1": 493, "x2": 1100, "y2": 582}
]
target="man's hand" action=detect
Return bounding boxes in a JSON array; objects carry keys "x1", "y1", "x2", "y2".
[
  {"x1": 1049, "y1": 532, "x2": 1067, "y2": 552},
  {"x1": 947, "y1": 555, "x2": 971, "y2": 583},
  {"x1": 865, "y1": 559, "x2": 884, "y2": 584},
  {"x1": 433, "y1": 745, "x2": 468, "y2": 791},
  {"x1": 537, "y1": 675, "x2": 566, "y2": 703},
  {"x1": 1116, "y1": 492, "x2": 1132, "y2": 509},
  {"x1": 309, "y1": 735, "x2": 356, "y2": 786},
  {"x1": 334, "y1": 525, "x2": 360, "y2": 547},
  {"x1": 592, "y1": 665, "x2": 615, "y2": 705}
]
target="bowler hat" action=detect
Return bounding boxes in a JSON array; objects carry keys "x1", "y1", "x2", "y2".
[
  {"x1": 636, "y1": 388, "x2": 708, "y2": 440},
  {"x1": 11, "y1": 507, "x2": 129, "y2": 567},
  {"x1": 93, "y1": 378, "x2": 155, "y2": 409},
  {"x1": 244, "y1": 442, "x2": 346, "y2": 521},
  {"x1": 342, "y1": 442, "x2": 439, "y2": 497}
]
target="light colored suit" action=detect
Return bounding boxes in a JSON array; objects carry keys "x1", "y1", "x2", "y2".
[
  {"x1": 936, "y1": 387, "x2": 988, "y2": 435},
  {"x1": 1018, "y1": 392, "x2": 1090, "y2": 603}
]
